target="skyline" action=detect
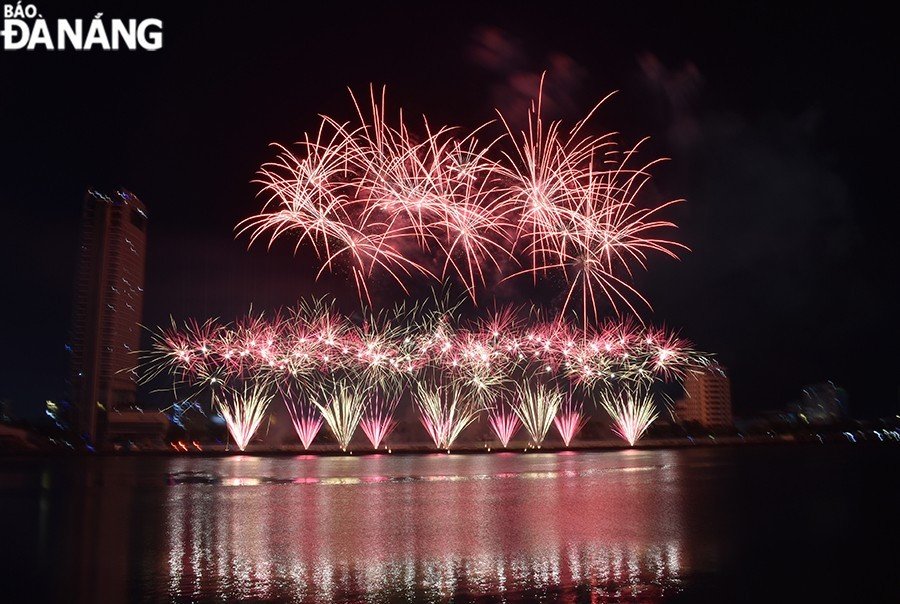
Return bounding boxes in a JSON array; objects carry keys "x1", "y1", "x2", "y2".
[{"x1": 0, "y1": 2, "x2": 896, "y2": 420}]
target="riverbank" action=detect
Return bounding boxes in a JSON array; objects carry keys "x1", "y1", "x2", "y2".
[{"x1": 6, "y1": 430, "x2": 900, "y2": 457}]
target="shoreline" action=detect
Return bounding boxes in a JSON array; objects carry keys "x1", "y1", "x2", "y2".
[{"x1": 5, "y1": 434, "x2": 897, "y2": 458}]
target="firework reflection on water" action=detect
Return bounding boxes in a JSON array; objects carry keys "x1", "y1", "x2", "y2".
[{"x1": 159, "y1": 451, "x2": 685, "y2": 602}]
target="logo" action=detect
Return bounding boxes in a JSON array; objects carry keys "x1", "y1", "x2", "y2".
[{"x1": 2, "y1": 3, "x2": 163, "y2": 51}]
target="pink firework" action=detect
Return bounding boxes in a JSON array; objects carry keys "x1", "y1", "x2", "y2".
[
  {"x1": 239, "y1": 85, "x2": 684, "y2": 317},
  {"x1": 144, "y1": 304, "x2": 708, "y2": 396},
  {"x1": 498, "y1": 78, "x2": 686, "y2": 321},
  {"x1": 292, "y1": 414, "x2": 323, "y2": 450},
  {"x1": 553, "y1": 402, "x2": 587, "y2": 447},
  {"x1": 285, "y1": 399, "x2": 323, "y2": 449},
  {"x1": 360, "y1": 396, "x2": 398, "y2": 450},
  {"x1": 488, "y1": 404, "x2": 521, "y2": 447}
]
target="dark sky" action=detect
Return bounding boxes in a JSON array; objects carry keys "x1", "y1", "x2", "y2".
[{"x1": 1, "y1": 1, "x2": 897, "y2": 419}]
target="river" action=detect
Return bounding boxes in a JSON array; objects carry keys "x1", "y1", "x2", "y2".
[{"x1": 1, "y1": 445, "x2": 897, "y2": 602}]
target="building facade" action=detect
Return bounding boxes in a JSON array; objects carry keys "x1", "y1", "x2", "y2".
[
  {"x1": 70, "y1": 189, "x2": 147, "y2": 442},
  {"x1": 676, "y1": 368, "x2": 733, "y2": 428}
]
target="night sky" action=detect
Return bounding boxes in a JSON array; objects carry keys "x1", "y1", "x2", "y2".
[{"x1": 1, "y1": 2, "x2": 896, "y2": 419}]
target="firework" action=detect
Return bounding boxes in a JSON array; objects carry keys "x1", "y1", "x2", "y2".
[
  {"x1": 488, "y1": 402, "x2": 521, "y2": 447},
  {"x1": 599, "y1": 388, "x2": 659, "y2": 446},
  {"x1": 314, "y1": 381, "x2": 367, "y2": 451},
  {"x1": 497, "y1": 78, "x2": 687, "y2": 321},
  {"x1": 239, "y1": 86, "x2": 684, "y2": 316},
  {"x1": 443, "y1": 328, "x2": 513, "y2": 398},
  {"x1": 142, "y1": 303, "x2": 708, "y2": 397},
  {"x1": 415, "y1": 384, "x2": 484, "y2": 450},
  {"x1": 360, "y1": 395, "x2": 398, "y2": 449},
  {"x1": 141, "y1": 318, "x2": 231, "y2": 392},
  {"x1": 215, "y1": 380, "x2": 274, "y2": 451},
  {"x1": 285, "y1": 397, "x2": 323, "y2": 449},
  {"x1": 514, "y1": 383, "x2": 563, "y2": 447},
  {"x1": 351, "y1": 304, "x2": 422, "y2": 394},
  {"x1": 141, "y1": 295, "x2": 710, "y2": 455},
  {"x1": 553, "y1": 401, "x2": 587, "y2": 447}
]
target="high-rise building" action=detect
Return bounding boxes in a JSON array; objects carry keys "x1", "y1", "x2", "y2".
[
  {"x1": 70, "y1": 189, "x2": 147, "y2": 442},
  {"x1": 675, "y1": 368, "x2": 733, "y2": 428}
]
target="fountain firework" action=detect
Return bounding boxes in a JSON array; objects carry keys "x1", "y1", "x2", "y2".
[
  {"x1": 553, "y1": 401, "x2": 587, "y2": 447},
  {"x1": 514, "y1": 383, "x2": 563, "y2": 447},
  {"x1": 488, "y1": 402, "x2": 521, "y2": 447},
  {"x1": 415, "y1": 384, "x2": 485, "y2": 450},
  {"x1": 215, "y1": 380, "x2": 273, "y2": 451},
  {"x1": 599, "y1": 388, "x2": 659, "y2": 446},
  {"x1": 285, "y1": 398, "x2": 324, "y2": 449},
  {"x1": 314, "y1": 382, "x2": 367, "y2": 451},
  {"x1": 360, "y1": 395, "x2": 398, "y2": 449}
]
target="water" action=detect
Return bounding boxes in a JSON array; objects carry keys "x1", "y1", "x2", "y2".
[{"x1": 1, "y1": 445, "x2": 897, "y2": 602}]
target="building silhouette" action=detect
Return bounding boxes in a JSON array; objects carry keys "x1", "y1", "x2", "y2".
[
  {"x1": 675, "y1": 368, "x2": 733, "y2": 428},
  {"x1": 70, "y1": 189, "x2": 147, "y2": 442}
]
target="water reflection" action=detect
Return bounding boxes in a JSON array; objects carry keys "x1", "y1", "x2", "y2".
[
  {"x1": 8, "y1": 446, "x2": 898, "y2": 602},
  {"x1": 156, "y1": 452, "x2": 686, "y2": 602}
]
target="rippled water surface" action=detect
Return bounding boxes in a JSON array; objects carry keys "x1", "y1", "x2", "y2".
[{"x1": 2, "y1": 446, "x2": 898, "y2": 602}]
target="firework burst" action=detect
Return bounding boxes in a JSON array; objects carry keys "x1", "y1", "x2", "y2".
[
  {"x1": 497, "y1": 78, "x2": 687, "y2": 321},
  {"x1": 239, "y1": 86, "x2": 684, "y2": 317},
  {"x1": 141, "y1": 302, "x2": 708, "y2": 400}
]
